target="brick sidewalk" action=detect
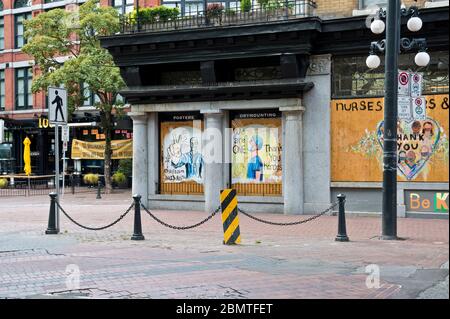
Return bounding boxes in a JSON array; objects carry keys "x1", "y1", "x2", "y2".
[{"x1": 0, "y1": 192, "x2": 448, "y2": 299}]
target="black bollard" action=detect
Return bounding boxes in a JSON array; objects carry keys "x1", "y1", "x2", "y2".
[
  {"x1": 131, "y1": 194, "x2": 145, "y2": 241},
  {"x1": 96, "y1": 181, "x2": 102, "y2": 199},
  {"x1": 45, "y1": 192, "x2": 59, "y2": 234},
  {"x1": 335, "y1": 194, "x2": 349, "y2": 242}
]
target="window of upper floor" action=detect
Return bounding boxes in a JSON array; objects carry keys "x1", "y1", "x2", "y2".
[
  {"x1": 14, "y1": 0, "x2": 32, "y2": 9},
  {"x1": 15, "y1": 67, "x2": 33, "y2": 110},
  {"x1": 359, "y1": 0, "x2": 388, "y2": 9},
  {"x1": 14, "y1": 12, "x2": 32, "y2": 49},
  {"x1": 0, "y1": 17, "x2": 4, "y2": 51},
  {"x1": 332, "y1": 50, "x2": 449, "y2": 98},
  {"x1": 0, "y1": 70, "x2": 5, "y2": 111},
  {"x1": 112, "y1": 0, "x2": 135, "y2": 15}
]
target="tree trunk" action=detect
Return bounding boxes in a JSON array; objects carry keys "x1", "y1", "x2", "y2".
[{"x1": 102, "y1": 111, "x2": 113, "y2": 194}]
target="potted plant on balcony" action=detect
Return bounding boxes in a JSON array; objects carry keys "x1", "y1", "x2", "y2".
[
  {"x1": 260, "y1": 0, "x2": 293, "y2": 20},
  {"x1": 206, "y1": 3, "x2": 224, "y2": 25}
]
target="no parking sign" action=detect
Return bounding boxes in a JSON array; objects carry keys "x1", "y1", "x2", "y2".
[
  {"x1": 412, "y1": 97, "x2": 426, "y2": 120},
  {"x1": 410, "y1": 73, "x2": 423, "y2": 97},
  {"x1": 398, "y1": 71, "x2": 410, "y2": 96}
]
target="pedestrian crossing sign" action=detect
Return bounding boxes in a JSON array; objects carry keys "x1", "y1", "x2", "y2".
[{"x1": 48, "y1": 87, "x2": 68, "y2": 125}]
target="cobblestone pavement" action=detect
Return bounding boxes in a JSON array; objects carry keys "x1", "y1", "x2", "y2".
[{"x1": 0, "y1": 192, "x2": 448, "y2": 299}]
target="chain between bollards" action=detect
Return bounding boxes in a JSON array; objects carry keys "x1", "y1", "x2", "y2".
[
  {"x1": 45, "y1": 192, "x2": 59, "y2": 234},
  {"x1": 335, "y1": 194, "x2": 349, "y2": 242},
  {"x1": 131, "y1": 194, "x2": 145, "y2": 240}
]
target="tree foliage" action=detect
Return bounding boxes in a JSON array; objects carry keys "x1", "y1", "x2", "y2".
[
  {"x1": 22, "y1": 0, "x2": 127, "y2": 191},
  {"x1": 22, "y1": 0, "x2": 125, "y2": 114}
]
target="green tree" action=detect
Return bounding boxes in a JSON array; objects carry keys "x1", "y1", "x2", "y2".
[{"x1": 22, "y1": 0, "x2": 125, "y2": 193}]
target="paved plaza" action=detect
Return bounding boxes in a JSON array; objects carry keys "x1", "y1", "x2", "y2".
[{"x1": 0, "y1": 192, "x2": 448, "y2": 299}]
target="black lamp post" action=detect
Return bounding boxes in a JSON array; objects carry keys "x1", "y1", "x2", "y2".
[{"x1": 366, "y1": 1, "x2": 430, "y2": 240}]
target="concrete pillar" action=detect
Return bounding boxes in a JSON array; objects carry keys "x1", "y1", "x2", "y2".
[
  {"x1": 281, "y1": 106, "x2": 305, "y2": 215},
  {"x1": 303, "y1": 54, "x2": 332, "y2": 213},
  {"x1": 130, "y1": 112, "x2": 148, "y2": 206},
  {"x1": 202, "y1": 110, "x2": 224, "y2": 213},
  {"x1": 147, "y1": 113, "x2": 158, "y2": 198}
]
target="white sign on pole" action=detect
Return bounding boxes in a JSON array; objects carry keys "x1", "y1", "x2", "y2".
[
  {"x1": 0, "y1": 119, "x2": 4, "y2": 144},
  {"x1": 410, "y1": 73, "x2": 423, "y2": 98},
  {"x1": 412, "y1": 97, "x2": 426, "y2": 120},
  {"x1": 61, "y1": 125, "x2": 70, "y2": 142},
  {"x1": 398, "y1": 96, "x2": 413, "y2": 120},
  {"x1": 63, "y1": 141, "x2": 68, "y2": 152},
  {"x1": 48, "y1": 87, "x2": 68, "y2": 125},
  {"x1": 398, "y1": 70, "x2": 410, "y2": 96}
]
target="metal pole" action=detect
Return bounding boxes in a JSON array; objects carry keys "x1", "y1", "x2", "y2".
[
  {"x1": 382, "y1": 0, "x2": 399, "y2": 240},
  {"x1": 55, "y1": 124, "x2": 60, "y2": 232},
  {"x1": 62, "y1": 151, "x2": 66, "y2": 197}
]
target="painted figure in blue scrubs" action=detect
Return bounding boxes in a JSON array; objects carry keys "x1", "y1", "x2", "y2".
[
  {"x1": 247, "y1": 135, "x2": 264, "y2": 182},
  {"x1": 170, "y1": 136, "x2": 203, "y2": 180}
]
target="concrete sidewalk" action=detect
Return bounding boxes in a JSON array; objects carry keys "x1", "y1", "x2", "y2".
[{"x1": 0, "y1": 192, "x2": 448, "y2": 299}]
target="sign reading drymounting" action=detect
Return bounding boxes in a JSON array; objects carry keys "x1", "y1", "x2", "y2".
[{"x1": 231, "y1": 111, "x2": 282, "y2": 186}]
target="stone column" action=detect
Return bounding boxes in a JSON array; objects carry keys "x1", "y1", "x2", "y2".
[
  {"x1": 303, "y1": 54, "x2": 332, "y2": 213},
  {"x1": 147, "y1": 113, "x2": 158, "y2": 198},
  {"x1": 130, "y1": 112, "x2": 148, "y2": 206},
  {"x1": 202, "y1": 110, "x2": 224, "y2": 213},
  {"x1": 281, "y1": 106, "x2": 305, "y2": 215}
]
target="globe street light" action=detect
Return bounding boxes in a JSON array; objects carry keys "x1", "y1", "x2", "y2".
[
  {"x1": 366, "y1": 54, "x2": 381, "y2": 69},
  {"x1": 366, "y1": 2, "x2": 430, "y2": 240}
]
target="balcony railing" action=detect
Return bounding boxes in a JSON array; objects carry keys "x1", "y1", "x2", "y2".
[{"x1": 119, "y1": 0, "x2": 317, "y2": 34}]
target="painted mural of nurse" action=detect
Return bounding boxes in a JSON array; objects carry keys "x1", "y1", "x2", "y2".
[
  {"x1": 247, "y1": 135, "x2": 264, "y2": 182},
  {"x1": 168, "y1": 135, "x2": 204, "y2": 181}
]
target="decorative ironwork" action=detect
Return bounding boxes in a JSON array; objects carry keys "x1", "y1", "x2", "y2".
[{"x1": 120, "y1": 0, "x2": 317, "y2": 34}]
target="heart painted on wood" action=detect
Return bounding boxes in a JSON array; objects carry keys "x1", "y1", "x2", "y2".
[{"x1": 377, "y1": 118, "x2": 441, "y2": 180}]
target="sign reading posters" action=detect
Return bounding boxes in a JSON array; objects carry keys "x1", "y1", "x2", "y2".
[
  {"x1": 231, "y1": 110, "x2": 282, "y2": 195},
  {"x1": 48, "y1": 87, "x2": 68, "y2": 124},
  {"x1": 160, "y1": 112, "x2": 204, "y2": 194}
]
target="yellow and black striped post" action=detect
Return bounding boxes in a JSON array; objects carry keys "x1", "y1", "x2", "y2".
[{"x1": 220, "y1": 189, "x2": 241, "y2": 245}]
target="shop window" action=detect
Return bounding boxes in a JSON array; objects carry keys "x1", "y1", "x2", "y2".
[
  {"x1": 0, "y1": 1, "x2": 3, "y2": 11},
  {"x1": 15, "y1": 67, "x2": 33, "y2": 110},
  {"x1": 0, "y1": 17, "x2": 4, "y2": 51},
  {"x1": 15, "y1": 12, "x2": 32, "y2": 49},
  {"x1": 234, "y1": 66, "x2": 282, "y2": 82},
  {"x1": 0, "y1": 70, "x2": 5, "y2": 111},
  {"x1": 231, "y1": 110, "x2": 282, "y2": 196},
  {"x1": 160, "y1": 70, "x2": 202, "y2": 85},
  {"x1": 159, "y1": 112, "x2": 204, "y2": 195},
  {"x1": 112, "y1": 0, "x2": 135, "y2": 15},
  {"x1": 332, "y1": 51, "x2": 449, "y2": 98}
]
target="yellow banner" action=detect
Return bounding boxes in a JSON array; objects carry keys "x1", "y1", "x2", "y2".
[
  {"x1": 331, "y1": 94, "x2": 449, "y2": 182},
  {"x1": 71, "y1": 139, "x2": 133, "y2": 160}
]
